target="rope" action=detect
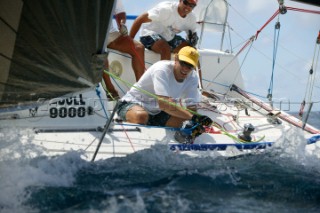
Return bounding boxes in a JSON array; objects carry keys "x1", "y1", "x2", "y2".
[
  {"x1": 103, "y1": 69, "x2": 201, "y2": 116},
  {"x1": 286, "y1": 7, "x2": 320, "y2": 15},
  {"x1": 267, "y1": 19, "x2": 281, "y2": 102},
  {"x1": 121, "y1": 124, "x2": 136, "y2": 152},
  {"x1": 204, "y1": 36, "x2": 255, "y2": 91},
  {"x1": 95, "y1": 85, "x2": 109, "y2": 119},
  {"x1": 103, "y1": 70, "x2": 207, "y2": 137},
  {"x1": 101, "y1": 76, "x2": 120, "y2": 101},
  {"x1": 255, "y1": 10, "x2": 280, "y2": 39},
  {"x1": 308, "y1": 40, "x2": 320, "y2": 102},
  {"x1": 114, "y1": 122, "x2": 180, "y2": 131},
  {"x1": 223, "y1": 6, "x2": 320, "y2": 104},
  {"x1": 205, "y1": 8, "x2": 281, "y2": 90},
  {"x1": 104, "y1": 35, "x2": 148, "y2": 101},
  {"x1": 228, "y1": 37, "x2": 255, "y2": 95},
  {"x1": 104, "y1": 70, "x2": 268, "y2": 143}
]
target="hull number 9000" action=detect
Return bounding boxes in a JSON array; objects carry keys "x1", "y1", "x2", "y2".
[{"x1": 49, "y1": 94, "x2": 87, "y2": 118}]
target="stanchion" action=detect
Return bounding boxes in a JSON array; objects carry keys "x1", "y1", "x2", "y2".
[{"x1": 91, "y1": 101, "x2": 120, "y2": 162}]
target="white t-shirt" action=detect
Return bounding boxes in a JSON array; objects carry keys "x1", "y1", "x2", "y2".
[
  {"x1": 121, "y1": 61, "x2": 201, "y2": 115},
  {"x1": 141, "y1": 1, "x2": 197, "y2": 41},
  {"x1": 109, "y1": 0, "x2": 125, "y2": 33}
]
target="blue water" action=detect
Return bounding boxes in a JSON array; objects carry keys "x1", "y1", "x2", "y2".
[{"x1": 0, "y1": 112, "x2": 320, "y2": 212}]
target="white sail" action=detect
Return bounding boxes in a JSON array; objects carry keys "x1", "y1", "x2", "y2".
[{"x1": 194, "y1": 0, "x2": 228, "y2": 32}]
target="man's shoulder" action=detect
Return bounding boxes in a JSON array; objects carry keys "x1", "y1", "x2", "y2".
[
  {"x1": 153, "y1": 60, "x2": 173, "y2": 66},
  {"x1": 157, "y1": 1, "x2": 177, "y2": 8},
  {"x1": 149, "y1": 60, "x2": 173, "y2": 74},
  {"x1": 152, "y1": 1, "x2": 177, "y2": 12}
]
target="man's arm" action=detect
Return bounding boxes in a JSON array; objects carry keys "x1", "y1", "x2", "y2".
[
  {"x1": 129, "y1": 12, "x2": 151, "y2": 39},
  {"x1": 157, "y1": 96, "x2": 194, "y2": 120},
  {"x1": 115, "y1": 12, "x2": 126, "y2": 28}
]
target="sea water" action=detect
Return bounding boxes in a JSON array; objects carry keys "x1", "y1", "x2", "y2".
[{"x1": 0, "y1": 112, "x2": 320, "y2": 213}]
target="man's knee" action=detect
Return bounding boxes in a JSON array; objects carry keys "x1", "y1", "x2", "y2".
[
  {"x1": 134, "y1": 41, "x2": 145, "y2": 52},
  {"x1": 152, "y1": 40, "x2": 171, "y2": 59},
  {"x1": 153, "y1": 40, "x2": 170, "y2": 51},
  {"x1": 126, "y1": 109, "x2": 149, "y2": 124}
]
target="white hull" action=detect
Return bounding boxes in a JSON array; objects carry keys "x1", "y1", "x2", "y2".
[
  {"x1": 1, "y1": 49, "x2": 319, "y2": 161},
  {"x1": 0, "y1": 47, "x2": 319, "y2": 160}
]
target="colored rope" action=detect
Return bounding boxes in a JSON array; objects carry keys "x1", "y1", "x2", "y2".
[
  {"x1": 95, "y1": 85, "x2": 109, "y2": 119},
  {"x1": 267, "y1": 19, "x2": 281, "y2": 101},
  {"x1": 103, "y1": 69, "x2": 201, "y2": 116}
]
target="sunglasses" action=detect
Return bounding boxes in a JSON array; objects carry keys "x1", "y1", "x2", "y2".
[
  {"x1": 183, "y1": 0, "x2": 197, "y2": 9},
  {"x1": 179, "y1": 60, "x2": 194, "y2": 69}
]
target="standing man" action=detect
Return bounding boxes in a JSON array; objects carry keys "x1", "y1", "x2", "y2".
[
  {"x1": 103, "y1": 0, "x2": 145, "y2": 99},
  {"x1": 129, "y1": 0, "x2": 199, "y2": 60},
  {"x1": 117, "y1": 46, "x2": 212, "y2": 134}
]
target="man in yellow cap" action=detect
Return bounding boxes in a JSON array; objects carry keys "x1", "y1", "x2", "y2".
[{"x1": 117, "y1": 46, "x2": 212, "y2": 130}]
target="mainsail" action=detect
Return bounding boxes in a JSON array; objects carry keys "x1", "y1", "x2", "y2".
[{"x1": 0, "y1": 0, "x2": 115, "y2": 109}]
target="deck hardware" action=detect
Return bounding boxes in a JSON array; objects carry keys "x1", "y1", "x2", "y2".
[{"x1": 238, "y1": 123, "x2": 255, "y2": 142}]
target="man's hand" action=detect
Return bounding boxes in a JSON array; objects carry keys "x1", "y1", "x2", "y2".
[
  {"x1": 175, "y1": 120, "x2": 205, "y2": 144},
  {"x1": 192, "y1": 114, "x2": 213, "y2": 127},
  {"x1": 188, "y1": 30, "x2": 199, "y2": 47},
  {"x1": 119, "y1": 20, "x2": 128, "y2": 36},
  {"x1": 191, "y1": 125, "x2": 205, "y2": 138}
]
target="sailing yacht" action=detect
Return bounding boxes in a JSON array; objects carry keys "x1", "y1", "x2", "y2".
[{"x1": 1, "y1": 0, "x2": 319, "y2": 161}]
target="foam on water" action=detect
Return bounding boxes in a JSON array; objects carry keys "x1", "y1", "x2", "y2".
[
  {"x1": 0, "y1": 128, "x2": 90, "y2": 212},
  {"x1": 0, "y1": 121, "x2": 320, "y2": 212}
]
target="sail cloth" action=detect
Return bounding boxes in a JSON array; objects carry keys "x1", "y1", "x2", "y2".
[
  {"x1": 0, "y1": 0, "x2": 115, "y2": 108},
  {"x1": 193, "y1": 0, "x2": 228, "y2": 33}
]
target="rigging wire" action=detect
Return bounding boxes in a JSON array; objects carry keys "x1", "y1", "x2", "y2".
[
  {"x1": 308, "y1": 35, "x2": 320, "y2": 101},
  {"x1": 219, "y1": 1, "x2": 320, "y2": 108},
  {"x1": 227, "y1": 37, "x2": 255, "y2": 95},
  {"x1": 267, "y1": 18, "x2": 281, "y2": 103},
  {"x1": 95, "y1": 85, "x2": 109, "y2": 119},
  {"x1": 104, "y1": 68, "x2": 272, "y2": 142},
  {"x1": 228, "y1": 2, "x2": 314, "y2": 81},
  {"x1": 299, "y1": 31, "x2": 320, "y2": 116},
  {"x1": 203, "y1": 5, "x2": 281, "y2": 91},
  {"x1": 203, "y1": 34, "x2": 256, "y2": 92},
  {"x1": 103, "y1": 69, "x2": 201, "y2": 116}
]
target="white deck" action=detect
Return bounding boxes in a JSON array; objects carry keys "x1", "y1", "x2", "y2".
[{"x1": 0, "y1": 49, "x2": 319, "y2": 161}]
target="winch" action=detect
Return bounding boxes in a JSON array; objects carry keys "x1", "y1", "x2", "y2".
[{"x1": 238, "y1": 123, "x2": 255, "y2": 142}]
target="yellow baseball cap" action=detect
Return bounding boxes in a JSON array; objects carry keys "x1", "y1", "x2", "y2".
[{"x1": 178, "y1": 46, "x2": 199, "y2": 68}]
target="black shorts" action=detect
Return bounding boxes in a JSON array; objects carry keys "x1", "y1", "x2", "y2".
[
  {"x1": 117, "y1": 101, "x2": 171, "y2": 126},
  {"x1": 140, "y1": 34, "x2": 186, "y2": 51}
]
